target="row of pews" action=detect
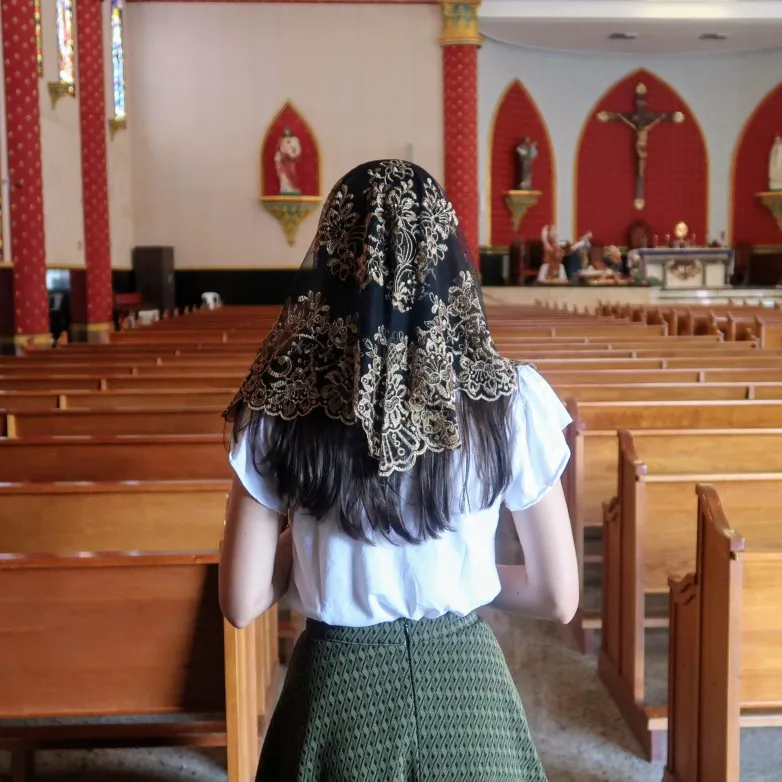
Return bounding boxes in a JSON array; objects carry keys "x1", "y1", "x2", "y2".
[
  {"x1": 1, "y1": 303, "x2": 781, "y2": 781},
  {"x1": 595, "y1": 300, "x2": 782, "y2": 346},
  {"x1": 0, "y1": 307, "x2": 284, "y2": 782}
]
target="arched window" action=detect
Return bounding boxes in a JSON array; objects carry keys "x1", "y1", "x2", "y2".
[
  {"x1": 111, "y1": 0, "x2": 126, "y2": 122},
  {"x1": 34, "y1": 0, "x2": 43, "y2": 76},
  {"x1": 48, "y1": 0, "x2": 75, "y2": 106},
  {"x1": 55, "y1": 0, "x2": 75, "y2": 88}
]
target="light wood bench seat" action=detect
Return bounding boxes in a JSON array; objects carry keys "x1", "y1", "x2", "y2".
[
  {"x1": 0, "y1": 481, "x2": 229, "y2": 552},
  {"x1": 5, "y1": 382, "x2": 782, "y2": 414},
  {"x1": 7, "y1": 360, "x2": 782, "y2": 395},
  {"x1": 564, "y1": 400, "x2": 782, "y2": 653},
  {"x1": 4, "y1": 343, "x2": 775, "y2": 378},
  {"x1": 0, "y1": 550, "x2": 273, "y2": 782},
  {"x1": 664, "y1": 485, "x2": 782, "y2": 782},
  {"x1": 554, "y1": 383, "x2": 782, "y2": 402},
  {"x1": 598, "y1": 429, "x2": 782, "y2": 761},
  {"x1": 3, "y1": 408, "x2": 224, "y2": 437},
  {"x1": 0, "y1": 435, "x2": 228, "y2": 482}
]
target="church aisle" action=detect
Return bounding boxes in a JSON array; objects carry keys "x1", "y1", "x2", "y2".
[{"x1": 483, "y1": 608, "x2": 782, "y2": 782}]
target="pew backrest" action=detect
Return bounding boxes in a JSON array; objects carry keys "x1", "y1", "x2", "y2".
[
  {"x1": 0, "y1": 481, "x2": 230, "y2": 552},
  {"x1": 0, "y1": 551, "x2": 228, "y2": 717},
  {"x1": 0, "y1": 435, "x2": 229, "y2": 482}
]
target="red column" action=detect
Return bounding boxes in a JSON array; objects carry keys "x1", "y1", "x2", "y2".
[
  {"x1": 74, "y1": 0, "x2": 113, "y2": 340},
  {"x1": 440, "y1": 0, "x2": 481, "y2": 262},
  {"x1": 1, "y1": 0, "x2": 51, "y2": 351}
]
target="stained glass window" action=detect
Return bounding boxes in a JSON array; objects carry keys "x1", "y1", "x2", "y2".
[
  {"x1": 110, "y1": 0, "x2": 126, "y2": 120},
  {"x1": 55, "y1": 0, "x2": 75, "y2": 88},
  {"x1": 34, "y1": 0, "x2": 43, "y2": 77}
]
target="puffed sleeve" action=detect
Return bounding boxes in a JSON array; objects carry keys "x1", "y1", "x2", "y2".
[
  {"x1": 503, "y1": 364, "x2": 572, "y2": 511},
  {"x1": 228, "y1": 420, "x2": 285, "y2": 514}
]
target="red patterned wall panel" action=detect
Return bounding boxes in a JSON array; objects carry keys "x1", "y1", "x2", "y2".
[
  {"x1": 2, "y1": 0, "x2": 50, "y2": 336},
  {"x1": 76, "y1": 0, "x2": 114, "y2": 325},
  {"x1": 576, "y1": 70, "x2": 708, "y2": 246},
  {"x1": 732, "y1": 83, "x2": 782, "y2": 245},
  {"x1": 261, "y1": 104, "x2": 320, "y2": 198},
  {"x1": 489, "y1": 80, "x2": 554, "y2": 247},
  {"x1": 443, "y1": 45, "x2": 478, "y2": 261}
]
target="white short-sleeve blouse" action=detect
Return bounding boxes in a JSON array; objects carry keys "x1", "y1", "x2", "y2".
[{"x1": 229, "y1": 364, "x2": 571, "y2": 627}]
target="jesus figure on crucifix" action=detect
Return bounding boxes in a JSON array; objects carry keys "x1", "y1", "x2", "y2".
[{"x1": 597, "y1": 82, "x2": 685, "y2": 210}]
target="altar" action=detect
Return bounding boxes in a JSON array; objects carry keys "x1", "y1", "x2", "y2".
[{"x1": 636, "y1": 248, "x2": 734, "y2": 289}]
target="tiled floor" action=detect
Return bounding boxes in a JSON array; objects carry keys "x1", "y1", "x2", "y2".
[{"x1": 2, "y1": 611, "x2": 780, "y2": 780}]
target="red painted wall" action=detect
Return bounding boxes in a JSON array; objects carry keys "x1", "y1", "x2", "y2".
[
  {"x1": 576, "y1": 70, "x2": 707, "y2": 246},
  {"x1": 261, "y1": 103, "x2": 320, "y2": 197},
  {"x1": 732, "y1": 83, "x2": 782, "y2": 245},
  {"x1": 490, "y1": 80, "x2": 554, "y2": 247}
]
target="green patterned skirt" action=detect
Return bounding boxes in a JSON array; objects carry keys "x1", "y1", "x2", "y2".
[{"x1": 257, "y1": 611, "x2": 547, "y2": 781}]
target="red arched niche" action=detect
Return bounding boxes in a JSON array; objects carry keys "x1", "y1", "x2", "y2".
[
  {"x1": 489, "y1": 81, "x2": 554, "y2": 247},
  {"x1": 260, "y1": 102, "x2": 320, "y2": 198},
  {"x1": 732, "y1": 83, "x2": 782, "y2": 245},
  {"x1": 576, "y1": 70, "x2": 707, "y2": 245}
]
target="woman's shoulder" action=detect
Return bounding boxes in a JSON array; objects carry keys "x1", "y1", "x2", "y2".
[{"x1": 510, "y1": 363, "x2": 572, "y2": 431}]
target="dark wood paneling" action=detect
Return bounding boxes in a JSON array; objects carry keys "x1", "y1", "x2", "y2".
[{"x1": 173, "y1": 269, "x2": 298, "y2": 309}]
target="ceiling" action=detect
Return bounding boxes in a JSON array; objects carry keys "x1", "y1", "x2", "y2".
[{"x1": 479, "y1": 1, "x2": 782, "y2": 54}]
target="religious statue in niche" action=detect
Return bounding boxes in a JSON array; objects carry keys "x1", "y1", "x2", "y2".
[
  {"x1": 260, "y1": 103, "x2": 321, "y2": 246},
  {"x1": 597, "y1": 82, "x2": 685, "y2": 211},
  {"x1": 275, "y1": 128, "x2": 302, "y2": 195},
  {"x1": 516, "y1": 137, "x2": 538, "y2": 190},
  {"x1": 769, "y1": 136, "x2": 782, "y2": 191},
  {"x1": 504, "y1": 137, "x2": 542, "y2": 232}
]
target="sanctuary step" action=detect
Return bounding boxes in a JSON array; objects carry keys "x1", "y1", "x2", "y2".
[{"x1": 483, "y1": 286, "x2": 782, "y2": 309}]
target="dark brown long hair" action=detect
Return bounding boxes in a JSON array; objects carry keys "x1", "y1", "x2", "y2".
[{"x1": 231, "y1": 392, "x2": 515, "y2": 545}]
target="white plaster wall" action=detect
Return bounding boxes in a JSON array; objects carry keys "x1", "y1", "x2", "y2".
[
  {"x1": 39, "y1": 0, "x2": 85, "y2": 268},
  {"x1": 125, "y1": 3, "x2": 444, "y2": 269},
  {"x1": 478, "y1": 40, "x2": 782, "y2": 245},
  {"x1": 104, "y1": 2, "x2": 133, "y2": 269}
]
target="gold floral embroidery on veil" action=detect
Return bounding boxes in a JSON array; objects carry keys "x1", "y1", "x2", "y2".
[{"x1": 226, "y1": 160, "x2": 518, "y2": 477}]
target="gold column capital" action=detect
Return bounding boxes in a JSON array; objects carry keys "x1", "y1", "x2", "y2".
[{"x1": 439, "y1": 0, "x2": 482, "y2": 47}]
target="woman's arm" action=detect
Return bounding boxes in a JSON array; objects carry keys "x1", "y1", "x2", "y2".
[
  {"x1": 219, "y1": 473, "x2": 294, "y2": 629},
  {"x1": 491, "y1": 481, "x2": 579, "y2": 623}
]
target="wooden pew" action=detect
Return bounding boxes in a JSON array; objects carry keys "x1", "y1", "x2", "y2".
[
  {"x1": 4, "y1": 358, "x2": 782, "y2": 394},
  {"x1": 0, "y1": 550, "x2": 274, "y2": 782},
  {"x1": 548, "y1": 368, "x2": 782, "y2": 385},
  {"x1": 0, "y1": 481, "x2": 229, "y2": 553},
  {"x1": 0, "y1": 340, "x2": 770, "y2": 373},
  {"x1": 564, "y1": 400, "x2": 782, "y2": 653},
  {"x1": 555, "y1": 383, "x2": 753, "y2": 402},
  {"x1": 61, "y1": 389, "x2": 235, "y2": 409},
  {"x1": 4, "y1": 408, "x2": 224, "y2": 437},
  {"x1": 597, "y1": 429, "x2": 782, "y2": 760},
  {"x1": 0, "y1": 382, "x2": 777, "y2": 412},
  {"x1": 664, "y1": 485, "x2": 782, "y2": 782},
  {"x1": 0, "y1": 436, "x2": 228, "y2": 482},
  {"x1": 0, "y1": 389, "x2": 235, "y2": 411}
]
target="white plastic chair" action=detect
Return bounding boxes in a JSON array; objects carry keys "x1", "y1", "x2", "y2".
[
  {"x1": 138, "y1": 309, "x2": 160, "y2": 326},
  {"x1": 202, "y1": 292, "x2": 222, "y2": 310}
]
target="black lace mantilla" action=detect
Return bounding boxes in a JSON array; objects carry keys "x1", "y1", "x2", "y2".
[{"x1": 225, "y1": 160, "x2": 518, "y2": 476}]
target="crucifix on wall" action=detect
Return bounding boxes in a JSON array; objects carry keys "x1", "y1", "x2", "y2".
[{"x1": 597, "y1": 82, "x2": 685, "y2": 210}]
